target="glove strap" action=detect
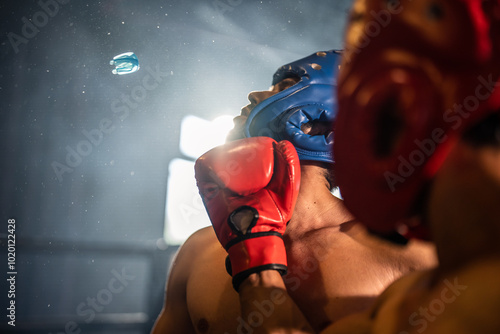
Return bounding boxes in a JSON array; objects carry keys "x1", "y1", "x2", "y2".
[{"x1": 227, "y1": 233, "x2": 287, "y2": 291}]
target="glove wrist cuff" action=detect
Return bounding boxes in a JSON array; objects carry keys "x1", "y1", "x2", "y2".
[{"x1": 227, "y1": 234, "x2": 287, "y2": 291}]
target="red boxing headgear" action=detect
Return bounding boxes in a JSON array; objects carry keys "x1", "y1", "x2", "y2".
[{"x1": 334, "y1": 0, "x2": 500, "y2": 239}]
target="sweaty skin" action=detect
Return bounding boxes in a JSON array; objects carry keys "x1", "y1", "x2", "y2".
[
  {"x1": 235, "y1": 139, "x2": 500, "y2": 334},
  {"x1": 220, "y1": 0, "x2": 500, "y2": 331},
  {"x1": 151, "y1": 79, "x2": 437, "y2": 334}
]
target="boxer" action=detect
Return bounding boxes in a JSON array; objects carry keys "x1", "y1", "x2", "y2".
[
  {"x1": 152, "y1": 50, "x2": 436, "y2": 334},
  {"x1": 218, "y1": 0, "x2": 500, "y2": 333}
]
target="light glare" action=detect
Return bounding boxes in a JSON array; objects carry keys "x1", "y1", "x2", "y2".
[
  {"x1": 179, "y1": 115, "x2": 234, "y2": 159},
  {"x1": 164, "y1": 158, "x2": 211, "y2": 244}
]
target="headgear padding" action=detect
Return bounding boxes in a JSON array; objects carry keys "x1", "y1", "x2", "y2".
[{"x1": 244, "y1": 50, "x2": 341, "y2": 164}]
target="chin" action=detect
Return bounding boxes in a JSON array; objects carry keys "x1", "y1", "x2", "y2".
[{"x1": 225, "y1": 129, "x2": 245, "y2": 142}]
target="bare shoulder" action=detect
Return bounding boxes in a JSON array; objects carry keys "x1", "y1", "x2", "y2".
[
  {"x1": 178, "y1": 227, "x2": 241, "y2": 334},
  {"x1": 151, "y1": 227, "x2": 223, "y2": 334},
  {"x1": 172, "y1": 227, "x2": 220, "y2": 269},
  {"x1": 319, "y1": 269, "x2": 433, "y2": 334},
  {"x1": 161, "y1": 227, "x2": 218, "y2": 301},
  {"x1": 179, "y1": 226, "x2": 218, "y2": 254},
  {"x1": 428, "y1": 257, "x2": 500, "y2": 333},
  {"x1": 369, "y1": 259, "x2": 500, "y2": 334}
]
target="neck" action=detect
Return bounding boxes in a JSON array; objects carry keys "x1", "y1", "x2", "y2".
[{"x1": 285, "y1": 164, "x2": 355, "y2": 237}]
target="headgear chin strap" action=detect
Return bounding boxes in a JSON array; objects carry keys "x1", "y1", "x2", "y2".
[{"x1": 244, "y1": 50, "x2": 341, "y2": 164}]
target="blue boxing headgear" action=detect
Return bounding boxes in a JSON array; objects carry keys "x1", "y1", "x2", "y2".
[{"x1": 244, "y1": 50, "x2": 341, "y2": 164}]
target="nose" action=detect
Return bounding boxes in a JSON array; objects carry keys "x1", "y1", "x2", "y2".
[{"x1": 247, "y1": 90, "x2": 277, "y2": 107}]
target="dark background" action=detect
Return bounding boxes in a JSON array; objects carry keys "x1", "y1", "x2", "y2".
[{"x1": 0, "y1": 0, "x2": 352, "y2": 333}]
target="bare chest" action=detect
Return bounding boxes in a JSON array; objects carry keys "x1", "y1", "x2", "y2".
[{"x1": 185, "y1": 231, "x2": 406, "y2": 334}]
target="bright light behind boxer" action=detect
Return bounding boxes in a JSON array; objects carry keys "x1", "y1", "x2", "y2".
[{"x1": 334, "y1": 0, "x2": 500, "y2": 239}]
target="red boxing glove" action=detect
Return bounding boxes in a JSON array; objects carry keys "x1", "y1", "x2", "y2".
[{"x1": 195, "y1": 137, "x2": 301, "y2": 290}]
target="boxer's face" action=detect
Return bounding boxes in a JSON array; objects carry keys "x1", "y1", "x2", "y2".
[
  {"x1": 334, "y1": 0, "x2": 500, "y2": 237},
  {"x1": 342, "y1": 0, "x2": 491, "y2": 72},
  {"x1": 227, "y1": 76, "x2": 299, "y2": 141}
]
